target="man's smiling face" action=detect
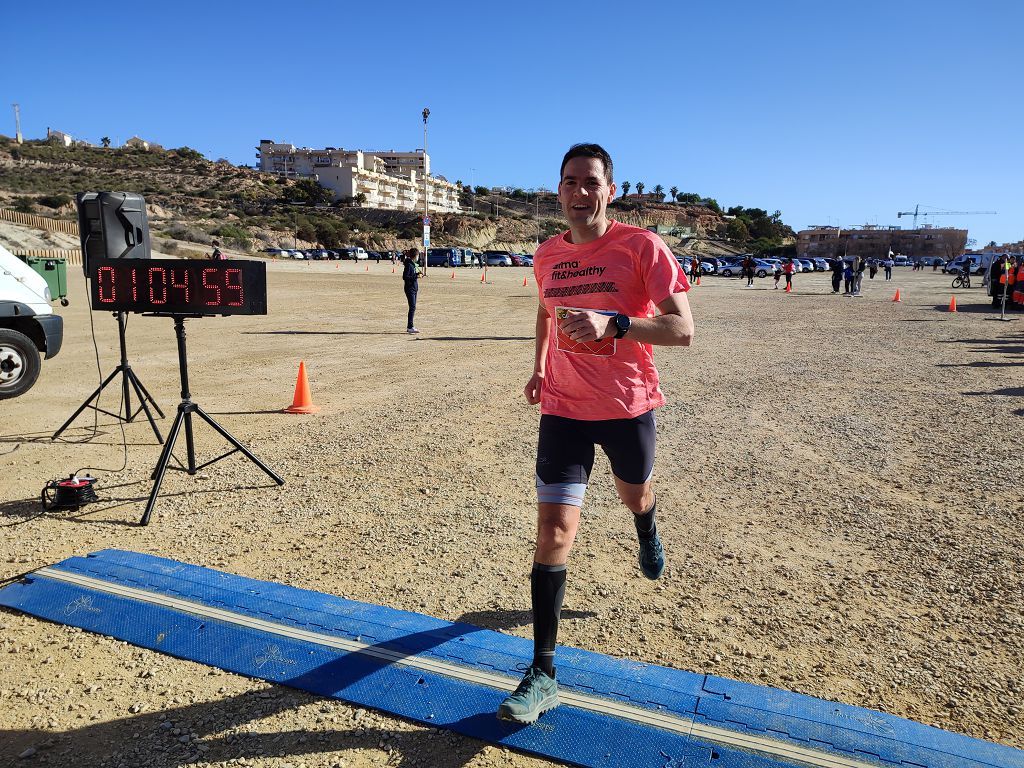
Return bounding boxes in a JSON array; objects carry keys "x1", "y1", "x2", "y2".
[{"x1": 558, "y1": 156, "x2": 617, "y2": 230}]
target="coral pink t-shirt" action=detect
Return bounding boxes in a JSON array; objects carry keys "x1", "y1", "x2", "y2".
[{"x1": 533, "y1": 220, "x2": 689, "y2": 421}]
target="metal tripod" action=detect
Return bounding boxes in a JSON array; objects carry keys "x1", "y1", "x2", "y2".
[
  {"x1": 52, "y1": 312, "x2": 164, "y2": 442},
  {"x1": 141, "y1": 315, "x2": 284, "y2": 525}
]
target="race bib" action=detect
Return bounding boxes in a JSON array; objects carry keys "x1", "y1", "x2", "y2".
[{"x1": 555, "y1": 306, "x2": 616, "y2": 357}]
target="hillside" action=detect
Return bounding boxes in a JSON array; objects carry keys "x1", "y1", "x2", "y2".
[{"x1": 0, "y1": 136, "x2": 792, "y2": 257}]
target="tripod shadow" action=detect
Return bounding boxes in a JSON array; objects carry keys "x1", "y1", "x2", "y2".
[{"x1": 0, "y1": 606, "x2": 580, "y2": 767}]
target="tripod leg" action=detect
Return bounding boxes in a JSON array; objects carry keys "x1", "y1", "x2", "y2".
[
  {"x1": 183, "y1": 409, "x2": 197, "y2": 474},
  {"x1": 52, "y1": 366, "x2": 123, "y2": 440},
  {"x1": 141, "y1": 407, "x2": 187, "y2": 526},
  {"x1": 126, "y1": 369, "x2": 164, "y2": 444},
  {"x1": 130, "y1": 371, "x2": 166, "y2": 419},
  {"x1": 122, "y1": 366, "x2": 133, "y2": 427},
  {"x1": 150, "y1": 407, "x2": 185, "y2": 481},
  {"x1": 194, "y1": 406, "x2": 285, "y2": 485}
]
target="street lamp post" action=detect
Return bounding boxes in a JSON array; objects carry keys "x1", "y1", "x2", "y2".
[{"x1": 422, "y1": 107, "x2": 430, "y2": 275}]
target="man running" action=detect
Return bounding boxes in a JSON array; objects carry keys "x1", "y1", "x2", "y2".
[{"x1": 497, "y1": 143, "x2": 694, "y2": 724}]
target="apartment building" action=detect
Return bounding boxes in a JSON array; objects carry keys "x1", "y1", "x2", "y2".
[
  {"x1": 797, "y1": 224, "x2": 967, "y2": 261},
  {"x1": 256, "y1": 141, "x2": 461, "y2": 213}
]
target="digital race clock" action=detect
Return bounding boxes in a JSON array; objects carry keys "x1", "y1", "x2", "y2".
[{"x1": 89, "y1": 258, "x2": 267, "y2": 315}]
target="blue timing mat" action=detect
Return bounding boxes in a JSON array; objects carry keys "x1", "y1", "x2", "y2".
[{"x1": 1, "y1": 550, "x2": 1021, "y2": 768}]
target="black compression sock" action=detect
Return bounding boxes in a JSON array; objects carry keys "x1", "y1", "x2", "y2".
[
  {"x1": 530, "y1": 563, "x2": 566, "y2": 677},
  {"x1": 633, "y1": 497, "x2": 657, "y2": 540}
]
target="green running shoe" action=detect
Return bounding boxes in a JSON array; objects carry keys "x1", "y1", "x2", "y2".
[
  {"x1": 497, "y1": 665, "x2": 559, "y2": 724},
  {"x1": 639, "y1": 533, "x2": 665, "y2": 580}
]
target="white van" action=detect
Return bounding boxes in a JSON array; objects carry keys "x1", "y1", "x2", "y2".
[
  {"x1": 0, "y1": 242, "x2": 64, "y2": 399},
  {"x1": 945, "y1": 253, "x2": 995, "y2": 276}
]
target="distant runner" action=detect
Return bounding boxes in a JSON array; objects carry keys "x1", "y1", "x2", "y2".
[{"x1": 497, "y1": 143, "x2": 694, "y2": 725}]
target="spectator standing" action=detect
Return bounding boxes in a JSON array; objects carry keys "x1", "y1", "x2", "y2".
[
  {"x1": 831, "y1": 257, "x2": 843, "y2": 293},
  {"x1": 853, "y1": 256, "x2": 866, "y2": 296},
  {"x1": 209, "y1": 240, "x2": 226, "y2": 261},
  {"x1": 402, "y1": 248, "x2": 423, "y2": 333},
  {"x1": 868, "y1": 259, "x2": 878, "y2": 280},
  {"x1": 742, "y1": 254, "x2": 755, "y2": 287},
  {"x1": 883, "y1": 254, "x2": 894, "y2": 281},
  {"x1": 783, "y1": 257, "x2": 795, "y2": 290},
  {"x1": 843, "y1": 259, "x2": 854, "y2": 295},
  {"x1": 773, "y1": 264, "x2": 782, "y2": 289}
]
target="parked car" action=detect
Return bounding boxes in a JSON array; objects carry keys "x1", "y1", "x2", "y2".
[
  {"x1": 287, "y1": 250, "x2": 306, "y2": 259},
  {"x1": 461, "y1": 248, "x2": 478, "y2": 266},
  {"x1": 519, "y1": 254, "x2": 534, "y2": 267},
  {"x1": 367, "y1": 251, "x2": 383, "y2": 262},
  {"x1": 798, "y1": 259, "x2": 815, "y2": 272},
  {"x1": 812, "y1": 258, "x2": 830, "y2": 271},
  {"x1": 509, "y1": 254, "x2": 524, "y2": 267},
  {"x1": 341, "y1": 247, "x2": 368, "y2": 260},
  {"x1": 717, "y1": 259, "x2": 744, "y2": 277},
  {"x1": 892, "y1": 255, "x2": 910, "y2": 267},
  {"x1": 428, "y1": 248, "x2": 462, "y2": 267},
  {"x1": 484, "y1": 251, "x2": 513, "y2": 266}
]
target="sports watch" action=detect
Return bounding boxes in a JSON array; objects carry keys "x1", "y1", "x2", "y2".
[{"x1": 613, "y1": 313, "x2": 631, "y2": 339}]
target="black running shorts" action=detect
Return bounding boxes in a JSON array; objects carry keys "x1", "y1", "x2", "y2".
[{"x1": 536, "y1": 410, "x2": 656, "y2": 506}]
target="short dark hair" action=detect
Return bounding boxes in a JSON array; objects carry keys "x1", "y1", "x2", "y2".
[{"x1": 560, "y1": 143, "x2": 613, "y2": 183}]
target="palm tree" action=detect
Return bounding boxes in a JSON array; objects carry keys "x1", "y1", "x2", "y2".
[
  {"x1": 101, "y1": 137, "x2": 111, "y2": 148},
  {"x1": 620, "y1": 181, "x2": 631, "y2": 197},
  {"x1": 636, "y1": 182, "x2": 645, "y2": 197},
  {"x1": 670, "y1": 186, "x2": 678, "y2": 202},
  {"x1": 653, "y1": 184, "x2": 665, "y2": 201}
]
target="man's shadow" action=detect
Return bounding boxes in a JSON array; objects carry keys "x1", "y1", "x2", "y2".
[{"x1": 0, "y1": 605, "x2": 594, "y2": 767}]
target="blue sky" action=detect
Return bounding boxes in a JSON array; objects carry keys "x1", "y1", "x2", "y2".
[{"x1": 3, "y1": 0, "x2": 1021, "y2": 245}]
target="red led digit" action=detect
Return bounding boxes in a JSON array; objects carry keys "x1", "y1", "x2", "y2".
[
  {"x1": 149, "y1": 267, "x2": 167, "y2": 304},
  {"x1": 131, "y1": 267, "x2": 138, "y2": 302},
  {"x1": 225, "y1": 268, "x2": 243, "y2": 306},
  {"x1": 97, "y1": 266, "x2": 116, "y2": 303},
  {"x1": 202, "y1": 268, "x2": 221, "y2": 305},
  {"x1": 171, "y1": 268, "x2": 190, "y2": 304}
]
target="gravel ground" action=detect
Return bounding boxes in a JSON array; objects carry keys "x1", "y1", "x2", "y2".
[{"x1": 1, "y1": 258, "x2": 1021, "y2": 767}]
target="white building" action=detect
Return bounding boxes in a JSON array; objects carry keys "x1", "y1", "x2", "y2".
[
  {"x1": 124, "y1": 136, "x2": 163, "y2": 151},
  {"x1": 256, "y1": 140, "x2": 462, "y2": 213},
  {"x1": 46, "y1": 128, "x2": 74, "y2": 147}
]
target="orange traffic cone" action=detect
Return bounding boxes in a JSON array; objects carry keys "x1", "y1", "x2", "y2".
[
  {"x1": 695, "y1": 274, "x2": 701, "y2": 286},
  {"x1": 365, "y1": 264, "x2": 369, "y2": 272},
  {"x1": 451, "y1": 270, "x2": 456, "y2": 279},
  {"x1": 284, "y1": 361, "x2": 319, "y2": 414},
  {"x1": 785, "y1": 283, "x2": 792, "y2": 293},
  {"x1": 392, "y1": 266, "x2": 396, "y2": 273},
  {"x1": 481, "y1": 269, "x2": 486, "y2": 283},
  {"x1": 892, "y1": 289, "x2": 901, "y2": 302},
  {"x1": 948, "y1": 296, "x2": 957, "y2": 312},
  {"x1": 335, "y1": 264, "x2": 339, "y2": 270},
  {"x1": 522, "y1": 275, "x2": 528, "y2": 287}
]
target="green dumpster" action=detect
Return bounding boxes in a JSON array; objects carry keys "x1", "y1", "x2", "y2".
[{"x1": 16, "y1": 255, "x2": 69, "y2": 306}]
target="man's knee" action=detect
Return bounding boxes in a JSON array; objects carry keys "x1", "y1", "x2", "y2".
[{"x1": 616, "y1": 484, "x2": 654, "y2": 514}]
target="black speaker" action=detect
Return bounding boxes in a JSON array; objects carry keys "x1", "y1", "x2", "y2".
[{"x1": 76, "y1": 192, "x2": 151, "y2": 276}]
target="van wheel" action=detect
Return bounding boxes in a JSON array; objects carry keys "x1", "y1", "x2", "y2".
[{"x1": 0, "y1": 328, "x2": 41, "y2": 400}]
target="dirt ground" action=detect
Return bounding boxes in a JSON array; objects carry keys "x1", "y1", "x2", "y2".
[{"x1": 1, "y1": 256, "x2": 1022, "y2": 767}]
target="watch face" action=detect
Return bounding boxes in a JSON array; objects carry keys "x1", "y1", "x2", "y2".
[{"x1": 616, "y1": 314, "x2": 630, "y2": 332}]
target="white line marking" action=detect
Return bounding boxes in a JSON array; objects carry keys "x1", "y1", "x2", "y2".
[{"x1": 36, "y1": 566, "x2": 886, "y2": 768}]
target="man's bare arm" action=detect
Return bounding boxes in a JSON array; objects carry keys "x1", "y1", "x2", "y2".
[
  {"x1": 558, "y1": 292, "x2": 694, "y2": 347},
  {"x1": 524, "y1": 302, "x2": 552, "y2": 404}
]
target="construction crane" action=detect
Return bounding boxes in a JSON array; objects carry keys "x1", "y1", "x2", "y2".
[{"x1": 897, "y1": 204, "x2": 996, "y2": 229}]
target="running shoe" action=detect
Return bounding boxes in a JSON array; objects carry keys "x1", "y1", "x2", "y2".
[
  {"x1": 639, "y1": 533, "x2": 665, "y2": 580},
  {"x1": 407, "y1": 327, "x2": 420, "y2": 334},
  {"x1": 497, "y1": 666, "x2": 559, "y2": 724}
]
